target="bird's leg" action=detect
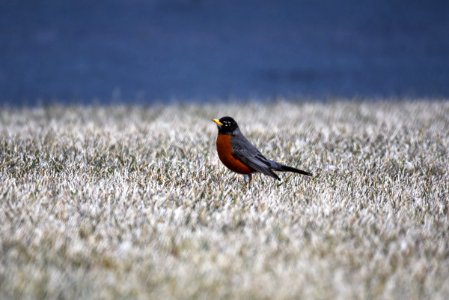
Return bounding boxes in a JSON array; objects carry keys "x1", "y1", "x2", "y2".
[{"x1": 243, "y1": 174, "x2": 252, "y2": 187}]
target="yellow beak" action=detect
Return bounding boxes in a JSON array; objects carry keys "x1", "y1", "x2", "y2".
[{"x1": 212, "y1": 118, "x2": 223, "y2": 126}]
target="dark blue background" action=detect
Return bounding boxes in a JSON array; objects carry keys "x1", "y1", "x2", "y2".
[{"x1": 1, "y1": 0, "x2": 449, "y2": 104}]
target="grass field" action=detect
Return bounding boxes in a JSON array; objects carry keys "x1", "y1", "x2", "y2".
[{"x1": 0, "y1": 100, "x2": 448, "y2": 299}]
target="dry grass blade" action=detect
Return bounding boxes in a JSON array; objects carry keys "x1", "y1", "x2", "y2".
[{"x1": 0, "y1": 101, "x2": 448, "y2": 299}]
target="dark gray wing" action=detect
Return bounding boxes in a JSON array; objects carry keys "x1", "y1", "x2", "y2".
[{"x1": 231, "y1": 133, "x2": 280, "y2": 180}]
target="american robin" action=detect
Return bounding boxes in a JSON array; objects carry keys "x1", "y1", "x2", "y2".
[{"x1": 212, "y1": 116, "x2": 312, "y2": 184}]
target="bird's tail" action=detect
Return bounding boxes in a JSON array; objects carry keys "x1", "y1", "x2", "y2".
[{"x1": 279, "y1": 164, "x2": 312, "y2": 176}]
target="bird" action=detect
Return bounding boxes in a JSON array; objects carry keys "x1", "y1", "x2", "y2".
[{"x1": 212, "y1": 116, "x2": 312, "y2": 184}]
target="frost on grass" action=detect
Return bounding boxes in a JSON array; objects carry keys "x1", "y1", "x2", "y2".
[{"x1": 0, "y1": 100, "x2": 448, "y2": 299}]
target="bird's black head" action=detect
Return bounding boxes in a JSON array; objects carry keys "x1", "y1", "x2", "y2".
[{"x1": 212, "y1": 116, "x2": 239, "y2": 134}]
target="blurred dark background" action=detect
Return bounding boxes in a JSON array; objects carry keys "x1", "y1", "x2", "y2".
[{"x1": 1, "y1": 0, "x2": 449, "y2": 105}]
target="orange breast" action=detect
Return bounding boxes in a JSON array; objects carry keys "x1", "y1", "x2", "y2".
[{"x1": 216, "y1": 134, "x2": 253, "y2": 174}]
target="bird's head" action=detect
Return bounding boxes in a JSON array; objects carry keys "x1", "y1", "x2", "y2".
[{"x1": 212, "y1": 116, "x2": 239, "y2": 135}]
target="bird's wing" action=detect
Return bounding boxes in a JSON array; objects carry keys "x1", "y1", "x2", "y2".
[{"x1": 231, "y1": 134, "x2": 280, "y2": 180}]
